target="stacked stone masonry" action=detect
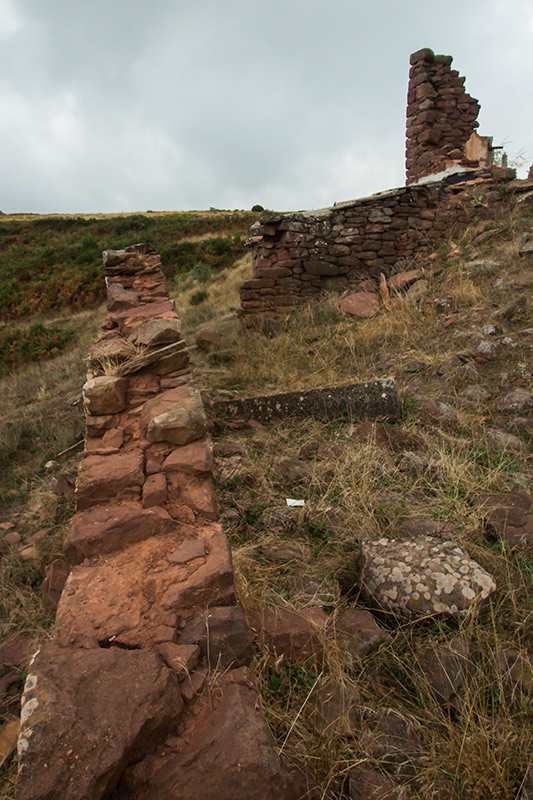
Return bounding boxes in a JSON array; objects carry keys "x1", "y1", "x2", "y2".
[
  {"x1": 15, "y1": 244, "x2": 287, "y2": 800},
  {"x1": 406, "y1": 47, "x2": 491, "y2": 184},
  {"x1": 239, "y1": 173, "x2": 507, "y2": 328},
  {"x1": 238, "y1": 47, "x2": 508, "y2": 329}
]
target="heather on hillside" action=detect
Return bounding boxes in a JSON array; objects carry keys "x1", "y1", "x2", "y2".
[{"x1": 0, "y1": 211, "x2": 256, "y2": 319}]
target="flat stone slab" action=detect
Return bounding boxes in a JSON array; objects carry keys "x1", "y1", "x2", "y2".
[
  {"x1": 205, "y1": 379, "x2": 401, "y2": 423},
  {"x1": 16, "y1": 644, "x2": 182, "y2": 800},
  {"x1": 65, "y1": 503, "x2": 178, "y2": 563},
  {"x1": 360, "y1": 536, "x2": 496, "y2": 618},
  {"x1": 75, "y1": 449, "x2": 145, "y2": 510},
  {"x1": 55, "y1": 525, "x2": 235, "y2": 649}
]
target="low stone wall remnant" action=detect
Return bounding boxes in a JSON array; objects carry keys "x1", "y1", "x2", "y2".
[
  {"x1": 238, "y1": 173, "x2": 509, "y2": 328},
  {"x1": 238, "y1": 48, "x2": 516, "y2": 330},
  {"x1": 15, "y1": 244, "x2": 287, "y2": 800}
]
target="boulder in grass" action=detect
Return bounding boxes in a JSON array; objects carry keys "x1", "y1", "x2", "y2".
[
  {"x1": 359, "y1": 535, "x2": 496, "y2": 619},
  {"x1": 340, "y1": 292, "x2": 380, "y2": 319}
]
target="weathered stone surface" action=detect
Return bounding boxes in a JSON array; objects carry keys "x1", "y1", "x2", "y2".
[
  {"x1": 178, "y1": 606, "x2": 253, "y2": 669},
  {"x1": 132, "y1": 318, "x2": 181, "y2": 347},
  {"x1": 304, "y1": 259, "x2": 339, "y2": 276},
  {"x1": 248, "y1": 606, "x2": 328, "y2": 664},
  {"x1": 518, "y1": 231, "x2": 533, "y2": 256},
  {"x1": 56, "y1": 527, "x2": 234, "y2": 649},
  {"x1": 75, "y1": 450, "x2": 145, "y2": 509},
  {"x1": 419, "y1": 638, "x2": 473, "y2": 710},
  {"x1": 162, "y1": 437, "x2": 213, "y2": 475},
  {"x1": 340, "y1": 292, "x2": 380, "y2": 318},
  {"x1": 141, "y1": 386, "x2": 207, "y2": 445},
  {"x1": 16, "y1": 644, "x2": 182, "y2": 800},
  {"x1": 360, "y1": 536, "x2": 496, "y2": 619},
  {"x1": 107, "y1": 284, "x2": 139, "y2": 311},
  {"x1": 496, "y1": 388, "x2": 533, "y2": 414},
  {"x1": 168, "y1": 539, "x2": 206, "y2": 563},
  {"x1": 82, "y1": 376, "x2": 128, "y2": 415},
  {"x1": 41, "y1": 560, "x2": 70, "y2": 605},
  {"x1": 156, "y1": 643, "x2": 200, "y2": 680},
  {"x1": 64, "y1": 503, "x2": 176, "y2": 563},
  {"x1": 476, "y1": 492, "x2": 533, "y2": 547},
  {"x1": 142, "y1": 473, "x2": 168, "y2": 507},
  {"x1": 206, "y1": 379, "x2": 401, "y2": 424},
  {"x1": 116, "y1": 341, "x2": 188, "y2": 377},
  {"x1": 476, "y1": 339, "x2": 498, "y2": 360},
  {"x1": 332, "y1": 608, "x2": 389, "y2": 658},
  {"x1": 88, "y1": 337, "x2": 135, "y2": 370},
  {"x1": 166, "y1": 474, "x2": 219, "y2": 519},
  {"x1": 122, "y1": 675, "x2": 286, "y2": 800}
]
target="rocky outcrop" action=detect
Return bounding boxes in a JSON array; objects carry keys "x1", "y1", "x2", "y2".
[{"x1": 15, "y1": 244, "x2": 286, "y2": 800}]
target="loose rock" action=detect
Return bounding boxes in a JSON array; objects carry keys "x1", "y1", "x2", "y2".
[{"x1": 360, "y1": 535, "x2": 496, "y2": 619}]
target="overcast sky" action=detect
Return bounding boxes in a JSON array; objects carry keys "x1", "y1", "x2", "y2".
[{"x1": 1, "y1": 0, "x2": 532, "y2": 214}]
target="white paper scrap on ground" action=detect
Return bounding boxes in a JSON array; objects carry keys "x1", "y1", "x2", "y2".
[{"x1": 286, "y1": 499, "x2": 305, "y2": 507}]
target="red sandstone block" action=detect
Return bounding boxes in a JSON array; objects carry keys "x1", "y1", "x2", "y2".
[{"x1": 142, "y1": 473, "x2": 168, "y2": 508}]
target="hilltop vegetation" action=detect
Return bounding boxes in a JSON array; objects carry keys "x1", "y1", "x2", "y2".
[
  {"x1": 0, "y1": 210, "x2": 256, "y2": 320},
  {"x1": 0, "y1": 194, "x2": 532, "y2": 799}
]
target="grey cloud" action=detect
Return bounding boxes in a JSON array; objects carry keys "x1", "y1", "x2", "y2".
[{"x1": 1, "y1": 0, "x2": 532, "y2": 213}]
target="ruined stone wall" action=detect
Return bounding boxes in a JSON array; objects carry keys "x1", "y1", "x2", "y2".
[
  {"x1": 239, "y1": 177, "x2": 498, "y2": 328},
  {"x1": 406, "y1": 48, "x2": 490, "y2": 184},
  {"x1": 16, "y1": 244, "x2": 287, "y2": 800}
]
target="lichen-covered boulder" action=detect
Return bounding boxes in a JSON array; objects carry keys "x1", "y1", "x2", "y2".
[{"x1": 359, "y1": 536, "x2": 496, "y2": 619}]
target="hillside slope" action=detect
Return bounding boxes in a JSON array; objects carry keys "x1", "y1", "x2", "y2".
[{"x1": 0, "y1": 196, "x2": 531, "y2": 799}]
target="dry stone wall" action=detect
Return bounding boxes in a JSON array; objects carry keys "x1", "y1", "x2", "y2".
[
  {"x1": 238, "y1": 47, "x2": 511, "y2": 329},
  {"x1": 16, "y1": 244, "x2": 287, "y2": 800},
  {"x1": 239, "y1": 175, "x2": 503, "y2": 328},
  {"x1": 406, "y1": 48, "x2": 491, "y2": 184}
]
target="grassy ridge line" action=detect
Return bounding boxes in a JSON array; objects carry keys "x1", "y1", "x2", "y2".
[{"x1": 0, "y1": 210, "x2": 259, "y2": 320}]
